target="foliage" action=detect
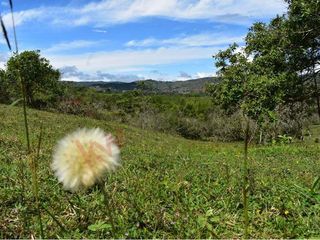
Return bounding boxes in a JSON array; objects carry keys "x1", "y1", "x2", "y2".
[
  {"x1": 75, "y1": 77, "x2": 218, "y2": 94},
  {"x1": 285, "y1": 0, "x2": 320, "y2": 116},
  {"x1": 50, "y1": 82, "x2": 311, "y2": 142},
  {"x1": 208, "y1": 0, "x2": 320, "y2": 134},
  {"x1": 0, "y1": 69, "x2": 10, "y2": 103},
  {"x1": 5, "y1": 50, "x2": 63, "y2": 108},
  {"x1": 211, "y1": 43, "x2": 286, "y2": 121}
]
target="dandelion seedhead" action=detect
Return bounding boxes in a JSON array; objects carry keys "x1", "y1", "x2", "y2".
[{"x1": 52, "y1": 128, "x2": 120, "y2": 191}]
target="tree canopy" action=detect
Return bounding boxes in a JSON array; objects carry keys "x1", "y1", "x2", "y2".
[
  {"x1": 209, "y1": 0, "x2": 320, "y2": 125},
  {"x1": 4, "y1": 50, "x2": 63, "y2": 107}
]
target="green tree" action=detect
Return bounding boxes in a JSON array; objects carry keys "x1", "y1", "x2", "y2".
[
  {"x1": 245, "y1": 16, "x2": 305, "y2": 106},
  {"x1": 211, "y1": 43, "x2": 286, "y2": 122},
  {"x1": 6, "y1": 50, "x2": 63, "y2": 107},
  {"x1": 208, "y1": 0, "x2": 320, "y2": 143},
  {"x1": 285, "y1": 0, "x2": 320, "y2": 117},
  {"x1": 243, "y1": 1, "x2": 319, "y2": 118}
]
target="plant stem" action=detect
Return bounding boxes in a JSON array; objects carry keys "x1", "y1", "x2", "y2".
[
  {"x1": 42, "y1": 205, "x2": 67, "y2": 233},
  {"x1": 9, "y1": 0, "x2": 30, "y2": 154},
  {"x1": 20, "y1": 77, "x2": 31, "y2": 153},
  {"x1": 18, "y1": 156, "x2": 28, "y2": 236},
  {"x1": 10, "y1": 0, "x2": 18, "y2": 54},
  {"x1": 99, "y1": 182, "x2": 116, "y2": 238},
  {"x1": 35, "y1": 124, "x2": 44, "y2": 238},
  {"x1": 29, "y1": 124, "x2": 44, "y2": 238},
  {"x1": 9, "y1": 1, "x2": 32, "y2": 236},
  {"x1": 66, "y1": 194, "x2": 82, "y2": 226},
  {"x1": 243, "y1": 118, "x2": 250, "y2": 238}
]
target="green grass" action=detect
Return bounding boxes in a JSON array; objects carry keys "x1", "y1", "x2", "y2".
[{"x1": 1, "y1": 104, "x2": 320, "y2": 238}]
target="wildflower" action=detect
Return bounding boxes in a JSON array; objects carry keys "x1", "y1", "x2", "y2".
[{"x1": 52, "y1": 128, "x2": 120, "y2": 191}]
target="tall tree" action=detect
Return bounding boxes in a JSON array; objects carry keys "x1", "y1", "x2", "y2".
[
  {"x1": 6, "y1": 50, "x2": 62, "y2": 107},
  {"x1": 209, "y1": 0, "x2": 320, "y2": 138},
  {"x1": 213, "y1": 45, "x2": 286, "y2": 126},
  {"x1": 245, "y1": 16, "x2": 305, "y2": 105},
  {"x1": 285, "y1": 0, "x2": 320, "y2": 117}
]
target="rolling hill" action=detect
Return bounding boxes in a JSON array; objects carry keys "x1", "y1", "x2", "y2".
[{"x1": 69, "y1": 77, "x2": 220, "y2": 94}]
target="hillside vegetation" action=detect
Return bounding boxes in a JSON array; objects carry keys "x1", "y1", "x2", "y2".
[
  {"x1": 73, "y1": 77, "x2": 219, "y2": 94},
  {"x1": 1, "y1": 104, "x2": 320, "y2": 238}
]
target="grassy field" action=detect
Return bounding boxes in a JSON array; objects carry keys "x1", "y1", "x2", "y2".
[{"x1": 1, "y1": 104, "x2": 320, "y2": 238}]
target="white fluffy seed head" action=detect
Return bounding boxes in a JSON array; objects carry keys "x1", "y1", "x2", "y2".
[{"x1": 52, "y1": 128, "x2": 120, "y2": 191}]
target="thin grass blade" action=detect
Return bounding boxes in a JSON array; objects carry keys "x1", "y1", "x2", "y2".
[
  {"x1": 311, "y1": 176, "x2": 320, "y2": 194},
  {"x1": 8, "y1": 0, "x2": 18, "y2": 53},
  {"x1": 10, "y1": 98, "x2": 23, "y2": 106},
  {"x1": 0, "y1": 17, "x2": 11, "y2": 51},
  {"x1": 9, "y1": 0, "x2": 13, "y2": 10}
]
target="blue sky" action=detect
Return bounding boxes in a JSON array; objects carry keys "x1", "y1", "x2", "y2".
[{"x1": 0, "y1": 0, "x2": 287, "y2": 82}]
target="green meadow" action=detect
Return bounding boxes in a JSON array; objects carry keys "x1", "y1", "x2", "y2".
[
  {"x1": 0, "y1": 0, "x2": 319, "y2": 238},
  {"x1": 1, "y1": 104, "x2": 320, "y2": 238}
]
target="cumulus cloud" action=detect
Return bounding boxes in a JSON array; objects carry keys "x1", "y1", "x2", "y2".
[
  {"x1": 195, "y1": 72, "x2": 216, "y2": 78},
  {"x1": 179, "y1": 71, "x2": 192, "y2": 79},
  {"x1": 96, "y1": 71, "x2": 144, "y2": 82},
  {"x1": 46, "y1": 46, "x2": 220, "y2": 72},
  {"x1": 60, "y1": 65, "x2": 144, "y2": 82},
  {"x1": 60, "y1": 66, "x2": 97, "y2": 81}
]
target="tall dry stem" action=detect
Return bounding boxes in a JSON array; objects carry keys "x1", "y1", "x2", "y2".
[{"x1": 243, "y1": 117, "x2": 250, "y2": 238}]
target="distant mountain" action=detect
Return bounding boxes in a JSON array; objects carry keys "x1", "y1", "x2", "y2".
[{"x1": 70, "y1": 77, "x2": 220, "y2": 94}]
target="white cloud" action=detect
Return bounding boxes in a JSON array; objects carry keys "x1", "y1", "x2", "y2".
[
  {"x1": 195, "y1": 72, "x2": 216, "y2": 78},
  {"x1": 126, "y1": 33, "x2": 245, "y2": 48},
  {"x1": 0, "y1": 52, "x2": 9, "y2": 69},
  {"x1": 176, "y1": 71, "x2": 192, "y2": 81},
  {"x1": 0, "y1": 38, "x2": 6, "y2": 45},
  {"x1": 2, "y1": 8, "x2": 45, "y2": 28},
  {"x1": 1, "y1": 0, "x2": 287, "y2": 28},
  {"x1": 45, "y1": 46, "x2": 219, "y2": 72},
  {"x1": 60, "y1": 65, "x2": 144, "y2": 82},
  {"x1": 44, "y1": 40, "x2": 103, "y2": 53},
  {"x1": 93, "y1": 28, "x2": 107, "y2": 33},
  {"x1": 69, "y1": 0, "x2": 286, "y2": 27},
  {"x1": 179, "y1": 71, "x2": 192, "y2": 78},
  {"x1": 45, "y1": 45, "x2": 220, "y2": 81}
]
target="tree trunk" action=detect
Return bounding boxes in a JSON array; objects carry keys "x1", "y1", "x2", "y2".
[
  {"x1": 259, "y1": 129, "x2": 263, "y2": 144},
  {"x1": 313, "y1": 75, "x2": 320, "y2": 119},
  {"x1": 312, "y1": 46, "x2": 320, "y2": 120}
]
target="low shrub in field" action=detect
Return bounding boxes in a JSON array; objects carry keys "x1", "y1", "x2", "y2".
[
  {"x1": 176, "y1": 117, "x2": 202, "y2": 140},
  {"x1": 204, "y1": 111, "x2": 245, "y2": 141}
]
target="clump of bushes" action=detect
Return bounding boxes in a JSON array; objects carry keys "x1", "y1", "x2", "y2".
[{"x1": 50, "y1": 86, "x2": 313, "y2": 143}]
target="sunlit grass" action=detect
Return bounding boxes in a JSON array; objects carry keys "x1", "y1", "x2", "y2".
[{"x1": 1, "y1": 104, "x2": 320, "y2": 238}]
